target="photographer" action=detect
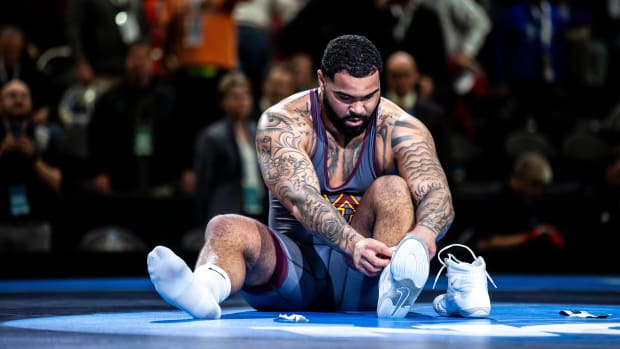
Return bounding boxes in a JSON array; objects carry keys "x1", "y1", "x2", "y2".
[{"x1": 0, "y1": 80, "x2": 62, "y2": 251}]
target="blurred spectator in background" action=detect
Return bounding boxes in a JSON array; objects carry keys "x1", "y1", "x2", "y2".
[
  {"x1": 384, "y1": 51, "x2": 454, "y2": 182},
  {"x1": 494, "y1": 0, "x2": 569, "y2": 143},
  {"x1": 275, "y1": 0, "x2": 396, "y2": 69},
  {"x1": 142, "y1": 0, "x2": 172, "y2": 78},
  {"x1": 234, "y1": 0, "x2": 306, "y2": 112},
  {"x1": 66, "y1": 0, "x2": 150, "y2": 91},
  {"x1": 0, "y1": 26, "x2": 53, "y2": 126},
  {"x1": 0, "y1": 80, "x2": 62, "y2": 252},
  {"x1": 87, "y1": 41, "x2": 185, "y2": 196},
  {"x1": 415, "y1": 0, "x2": 492, "y2": 140},
  {"x1": 259, "y1": 63, "x2": 295, "y2": 113},
  {"x1": 0, "y1": 1, "x2": 66, "y2": 57},
  {"x1": 287, "y1": 51, "x2": 317, "y2": 92},
  {"x1": 163, "y1": 0, "x2": 244, "y2": 190},
  {"x1": 420, "y1": 0, "x2": 491, "y2": 70},
  {"x1": 387, "y1": 0, "x2": 445, "y2": 97},
  {"x1": 190, "y1": 71, "x2": 266, "y2": 249},
  {"x1": 472, "y1": 151, "x2": 566, "y2": 269}
]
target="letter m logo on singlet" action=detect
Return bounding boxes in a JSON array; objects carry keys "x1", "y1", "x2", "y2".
[{"x1": 323, "y1": 193, "x2": 361, "y2": 223}]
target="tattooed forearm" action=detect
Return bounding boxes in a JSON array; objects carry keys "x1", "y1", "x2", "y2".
[
  {"x1": 257, "y1": 112, "x2": 354, "y2": 249},
  {"x1": 273, "y1": 171, "x2": 352, "y2": 247},
  {"x1": 392, "y1": 121, "x2": 455, "y2": 239},
  {"x1": 295, "y1": 184, "x2": 349, "y2": 244},
  {"x1": 416, "y1": 188, "x2": 454, "y2": 239}
]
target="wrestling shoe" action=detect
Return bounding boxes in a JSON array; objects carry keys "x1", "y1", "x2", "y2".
[
  {"x1": 377, "y1": 235, "x2": 429, "y2": 318},
  {"x1": 431, "y1": 244, "x2": 497, "y2": 318}
]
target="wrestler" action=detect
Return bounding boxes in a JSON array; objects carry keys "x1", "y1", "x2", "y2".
[{"x1": 147, "y1": 34, "x2": 454, "y2": 318}]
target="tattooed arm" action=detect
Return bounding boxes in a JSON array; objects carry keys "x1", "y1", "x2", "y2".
[
  {"x1": 391, "y1": 114, "x2": 455, "y2": 258},
  {"x1": 256, "y1": 109, "x2": 364, "y2": 255}
]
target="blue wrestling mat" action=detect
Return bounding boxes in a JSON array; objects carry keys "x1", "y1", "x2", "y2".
[{"x1": 1, "y1": 275, "x2": 619, "y2": 349}]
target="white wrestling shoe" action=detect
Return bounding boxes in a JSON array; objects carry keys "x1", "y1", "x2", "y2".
[
  {"x1": 377, "y1": 235, "x2": 429, "y2": 318},
  {"x1": 431, "y1": 244, "x2": 497, "y2": 318}
]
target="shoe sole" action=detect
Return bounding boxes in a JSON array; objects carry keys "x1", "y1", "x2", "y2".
[
  {"x1": 377, "y1": 236, "x2": 429, "y2": 318},
  {"x1": 435, "y1": 307, "x2": 490, "y2": 318},
  {"x1": 434, "y1": 294, "x2": 491, "y2": 318},
  {"x1": 460, "y1": 307, "x2": 490, "y2": 318}
]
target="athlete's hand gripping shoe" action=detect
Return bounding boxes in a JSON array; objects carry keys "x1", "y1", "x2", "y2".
[
  {"x1": 377, "y1": 235, "x2": 429, "y2": 318},
  {"x1": 431, "y1": 244, "x2": 497, "y2": 318}
]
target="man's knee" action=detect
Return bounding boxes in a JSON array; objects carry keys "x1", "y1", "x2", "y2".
[
  {"x1": 205, "y1": 214, "x2": 245, "y2": 240},
  {"x1": 370, "y1": 175, "x2": 410, "y2": 202},
  {"x1": 204, "y1": 214, "x2": 263, "y2": 246}
]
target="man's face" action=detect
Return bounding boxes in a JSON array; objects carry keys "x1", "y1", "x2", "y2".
[
  {"x1": 125, "y1": 44, "x2": 152, "y2": 86},
  {"x1": 263, "y1": 68, "x2": 295, "y2": 105},
  {"x1": 0, "y1": 80, "x2": 32, "y2": 118},
  {"x1": 221, "y1": 84, "x2": 253, "y2": 120},
  {"x1": 386, "y1": 56, "x2": 418, "y2": 97},
  {"x1": 319, "y1": 70, "x2": 380, "y2": 139}
]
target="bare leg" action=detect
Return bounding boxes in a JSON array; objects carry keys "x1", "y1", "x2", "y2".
[
  {"x1": 148, "y1": 214, "x2": 277, "y2": 319},
  {"x1": 351, "y1": 175, "x2": 415, "y2": 247},
  {"x1": 349, "y1": 176, "x2": 428, "y2": 318},
  {"x1": 196, "y1": 214, "x2": 277, "y2": 291}
]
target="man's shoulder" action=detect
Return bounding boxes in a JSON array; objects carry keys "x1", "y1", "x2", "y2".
[
  {"x1": 378, "y1": 97, "x2": 415, "y2": 124},
  {"x1": 260, "y1": 90, "x2": 314, "y2": 125},
  {"x1": 276, "y1": 89, "x2": 313, "y2": 110}
]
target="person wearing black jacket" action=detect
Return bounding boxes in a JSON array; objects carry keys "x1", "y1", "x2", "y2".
[
  {"x1": 193, "y1": 71, "x2": 267, "y2": 231},
  {"x1": 0, "y1": 80, "x2": 61, "y2": 251}
]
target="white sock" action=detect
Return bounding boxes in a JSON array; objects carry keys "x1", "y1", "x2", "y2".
[
  {"x1": 147, "y1": 245, "x2": 229, "y2": 319},
  {"x1": 194, "y1": 264, "x2": 231, "y2": 304}
]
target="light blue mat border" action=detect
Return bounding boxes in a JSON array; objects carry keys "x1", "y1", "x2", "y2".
[{"x1": 1, "y1": 275, "x2": 619, "y2": 293}]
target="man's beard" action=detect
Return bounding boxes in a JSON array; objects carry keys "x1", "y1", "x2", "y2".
[{"x1": 322, "y1": 92, "x2": 376, "y2": 139}]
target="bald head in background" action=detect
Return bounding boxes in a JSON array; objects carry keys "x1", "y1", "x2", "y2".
[{"x1": 385, "y1": 50, "x2": 436, "y2": 107}]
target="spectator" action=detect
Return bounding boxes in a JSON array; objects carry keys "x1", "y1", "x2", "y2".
[
  {"x1": 259, "y1": 63, "x2": 295, "y2": 113},
  {"x1": 162, "y1": 0, "x2": 245, "y2": 181},
  {"x1": 418, "y1": 0, "x2": 493, "y2": 139},
  {"x1": 234, "y1": 0, "x2": 306, "y2": 111},
  {"x1": 0, "y1": 80, "x2": 62, "y2": 252},
  {"x1": 494, "y1": 0, "x2": 569, "y2": 141},
  {"x1": 472, "y1": 151, "x2": 565, "y2": 269},
  {"x1": 287, "y1": 51, "x2": 317, "y2": 92},
  {"x1": 384, "y1": 51, "x2": 454, "y2": 181},
  {"x1": 66, "y1": 0, "x2": 150, "y2": 90},
  {"x1": 87, "y1": 41, "x2": 185, "y2": 196},
  {"x1": 387, "y1": 0, "x2": 446, "y2": 96},
  {"x1": 0, "y1": 25, "x2": 53, "y2": 126},
  {"x1": 0, "y1": 1, "x2": 66, "y2": 56},
  {"x1": 419, "y1": 0, "x2": 491, "y2": 69},
  {"x1": 193, "y1": 71, "x2": 266, "y2": 229},
  {"x1": 275, "y1": 0, "x2": 397, "y2": 68}
]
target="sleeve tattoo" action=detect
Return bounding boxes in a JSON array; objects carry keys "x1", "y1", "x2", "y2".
[
  {"x1": 391, "y1": 120, "x2": 454, "y2": 239},
  {"x1": 256, "y1": 112, "x2": 357, "y2": 249}
]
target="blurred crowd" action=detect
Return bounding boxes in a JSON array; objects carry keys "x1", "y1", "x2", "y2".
[{"x1": 0, "y1": 0, "x2": 618, "y2": 268}]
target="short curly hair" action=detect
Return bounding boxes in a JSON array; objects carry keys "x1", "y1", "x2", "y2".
[{"x1": 320, "y1": 34, "x2": 383, "y2": 80}]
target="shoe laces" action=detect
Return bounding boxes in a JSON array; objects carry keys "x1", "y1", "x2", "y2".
[{"x1": 432, "y1": 244, "x2": 497, "y2": 289}]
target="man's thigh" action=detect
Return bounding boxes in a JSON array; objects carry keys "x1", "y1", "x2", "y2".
[{"x1": 240, "y1": 230, "x2": 379, "y2": 311}]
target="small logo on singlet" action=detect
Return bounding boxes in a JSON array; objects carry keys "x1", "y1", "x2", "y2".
[{"x1": 323, "y1": 193, "x2": 361, "y2": 223}]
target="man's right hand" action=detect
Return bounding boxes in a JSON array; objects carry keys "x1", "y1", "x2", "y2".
[{"x1": 351, "y1": 237, "x2": 393, "y2": 277}]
